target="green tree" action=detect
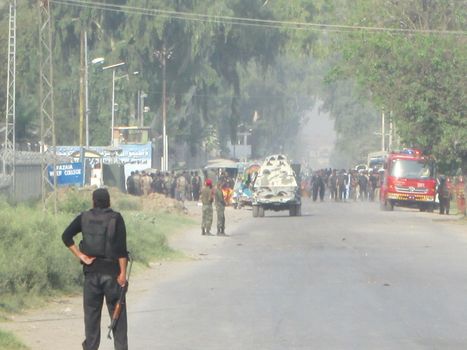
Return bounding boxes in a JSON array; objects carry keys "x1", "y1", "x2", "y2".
[{"x1": 329, "y1": 0, "x2": 467, "y2": 171}]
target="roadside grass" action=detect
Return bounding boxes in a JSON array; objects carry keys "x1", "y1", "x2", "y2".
[
  {"x1": 0, "y1": 329, "x2": 29, "y2": 350},
  {"x1": 0, "y1": 188, "x2": 196, "y2": 345}
]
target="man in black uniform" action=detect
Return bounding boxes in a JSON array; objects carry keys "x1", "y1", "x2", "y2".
[{"x1": 62, "y1": 188, "x2": 128, "y2": 350}]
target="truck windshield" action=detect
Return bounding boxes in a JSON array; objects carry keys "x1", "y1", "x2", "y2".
[{"x1": 390, "y1": 159, "x2": 433, "y2": 179}]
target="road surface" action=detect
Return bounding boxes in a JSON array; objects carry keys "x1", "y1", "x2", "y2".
[
  {"x1": 107, "y1": 199, "x2": 467, "y2": 350},
  {"x1": 2, "y1": 199, "x2": 466, "y2": 350}
]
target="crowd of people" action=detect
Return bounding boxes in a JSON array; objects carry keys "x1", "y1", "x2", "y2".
[
  {"x1": 124, "y1": 167, "x2": 465, "y2": 218},
  {"x1": 304, "y1": 168, "x2": 382, "y2": 203},
  {"x1": 303, "y1": 168, "x2": 465, "y2": 216},
  {"x1": 126, "y1": 170, "x2": 203, "y2": 202},
  {"x1": 126, "y1": 169, "x2": 238, "y2": 204}
]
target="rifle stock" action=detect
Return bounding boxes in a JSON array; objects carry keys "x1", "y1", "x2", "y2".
[{"x1": 107, "y1": 282, "x2": 128, "y2": 339}]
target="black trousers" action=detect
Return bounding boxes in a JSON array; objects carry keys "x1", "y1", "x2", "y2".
[{"x1": 83, "y1": 273, "x2": 128, "y2": 350}]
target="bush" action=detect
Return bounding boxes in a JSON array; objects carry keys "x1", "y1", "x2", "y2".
[
  {"x1": 56, "y1": 188, "x2": 89, "y2": 213},
  {"x1": 0, "y1": 190, "x2": 195, "y2": 314},
  {"x1": 115, "y1": 197, "x2": 141, "y2": 211}
]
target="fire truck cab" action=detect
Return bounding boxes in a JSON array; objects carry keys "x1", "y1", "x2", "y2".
[{"x1": 380, "y1": 149, "x2": 437, "y2": 211}]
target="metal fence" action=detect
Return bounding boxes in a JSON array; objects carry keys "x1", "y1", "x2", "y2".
[{"x1": 1, "y1": 151, "x2": 44, "y2": 202}]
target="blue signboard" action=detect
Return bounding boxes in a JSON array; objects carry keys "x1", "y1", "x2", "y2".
[
  {"x1": 53, "y1": 144, "x2": 153, "y2": 184},
  {"x1": 48, "y1": 162, "x2": 83, "y2": 186},
  {"x1": 54, "y1": 143, "x2": 152, "y2": 166}
]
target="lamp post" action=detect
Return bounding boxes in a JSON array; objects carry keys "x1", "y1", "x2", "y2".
[
  {"x1": 103, "y1": 62, "x2": 125, "y2": 146},
  {"x1": 86, "y1": 56, "x2": 105, "y2": 147},
  {"x1": 155, "y1": 46, "x2": 172, "y2": 171},
  {"x1": 138, "y1": 90, "x2": 147, "y2": 127}
]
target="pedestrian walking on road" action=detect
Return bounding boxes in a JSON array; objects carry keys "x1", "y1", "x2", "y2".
[
  {"x1": 215, "y1": 181, "x2": 226, "y2": 235},
  {"x1": 62, "y1": 188, "x2": 129, "y2": 350},
  {"x1": 200, "y1": 179, "x2": 214, "y2": 235}
]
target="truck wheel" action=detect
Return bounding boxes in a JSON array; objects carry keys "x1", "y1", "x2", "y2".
[
  {"x1": 383, "y1": 200, "x2": 394, "y2": 211},
  {"x1": 258, "y1": 206, "x2": 265, "y2": 217},
  {"x1": 252, "y1": 205, "x2": 259, "y2": 217}
]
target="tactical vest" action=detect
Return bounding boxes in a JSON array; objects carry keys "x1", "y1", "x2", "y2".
[{"x1": 80, "y1": 208, "x2": 118, "y2": 260}]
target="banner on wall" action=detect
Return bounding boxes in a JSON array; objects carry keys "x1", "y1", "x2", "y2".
[{"x1": 53, "y1": 144, "x2": 153, "y2": 186}]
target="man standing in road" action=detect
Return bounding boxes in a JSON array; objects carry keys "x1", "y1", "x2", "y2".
[
  {"x1": 192, "y1": 171, "x2": 201, "y2": 201},
  {"x1": 62, "y1": 188, "x2": 129, "y2": 350},
  {"x1": 215, "y1": 181, "x2": 226, "y2": 235},
  {"x1": 437, "y1": 175, "x2": 451, "y2": 215},
  {"x1": 328, "y1": 169, "x2": 338, "y2": 201},
  {"x1": 200, "y1": 178, "x2": 214, "y2": 235}
]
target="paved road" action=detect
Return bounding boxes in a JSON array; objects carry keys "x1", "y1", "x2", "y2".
[{"x1": 101, "y1": 199, "x2": 467, "y2": 350}]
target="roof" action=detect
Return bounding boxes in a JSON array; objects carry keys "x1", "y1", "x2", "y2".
[
  {"x1": 204, "y1": 158, "x2": 238, "y2": 169},
  {"x1": 70, "y1": 149, "x2": 103, "y2": 158}
]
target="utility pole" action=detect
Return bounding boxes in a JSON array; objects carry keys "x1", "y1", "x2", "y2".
[
  {"x1": 79, "y1": 29, "x2": 85, "y2": 147},
  {"x1": 39, "y1": 0, "x2": 57, "y2": 213},
  {"x1": 79, "y1": 29, "x2": 90, "y2": 147},
  {"x1": 388, "y1": 110, "x2": 393, "y2": 152},
  {"x1": 155, "y1": 45, "x2": 172, "y2": 171},
  {"x1": 381, "y1": 107, "x2": 385, "y2": 152},
  {"x1": 138, "y1": 90, "x2": 147, "y2": 127},
  {"x1": 2, "y1": 0, "x2": 16, "y2": 197},
  {"x1": 102, "y1": 62, "x2": 125, "y2": 146},
  {"x1": 84, "y1": 31, "x2": 89, "y2": 147}
]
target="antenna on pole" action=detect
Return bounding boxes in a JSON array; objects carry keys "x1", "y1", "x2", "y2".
[
  {"x1": 2, "y1": 0, "x2": 17, "y2": 198},
  {"x1": 38, "y1": 0, "x2": 57, "y2": 213}
]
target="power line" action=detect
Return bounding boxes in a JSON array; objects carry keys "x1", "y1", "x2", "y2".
[{"x1": 50, "y1": 0, "x2": 467, "y2": 36}]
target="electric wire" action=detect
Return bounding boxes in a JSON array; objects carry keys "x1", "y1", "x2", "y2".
[{"x1": 50, "y1": 0, "x2": 467, "y2": 36}]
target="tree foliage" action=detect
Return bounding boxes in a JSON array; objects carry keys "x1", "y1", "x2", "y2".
[
  {"x1": 329, "y1": 0, "x2": 466, "y2": 171},
  {"x1": 0, "y1": 0, "x2": 465, "y2": 171}
]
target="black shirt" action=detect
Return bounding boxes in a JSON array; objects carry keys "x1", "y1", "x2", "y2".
[{"x1": 62, "y1": 208, "x2": 128, "y2": 275}]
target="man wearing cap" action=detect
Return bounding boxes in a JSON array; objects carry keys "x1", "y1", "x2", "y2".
[
  {"x1": 62, "y1": 188, "x2": 129, "y2": 350},
  {"x1": 200, "y1": 178, "x2": 214, "y2": 235}
]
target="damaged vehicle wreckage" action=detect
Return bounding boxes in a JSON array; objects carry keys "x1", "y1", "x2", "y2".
[{"x1": 252, "y1": 154, "x2": 301, "y2": 217}]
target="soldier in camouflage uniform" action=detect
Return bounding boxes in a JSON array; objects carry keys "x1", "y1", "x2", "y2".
[
  {"x1": 215, "y1": 181, "x2": 226, "y2": 235},
  {"x1": 200, "y1": 179, "x2": 214, "y2": 235}
]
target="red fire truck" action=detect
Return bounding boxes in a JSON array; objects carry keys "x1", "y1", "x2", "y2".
[{"x1": 380, "y1": 149, "x2": 437, "y2": 211}]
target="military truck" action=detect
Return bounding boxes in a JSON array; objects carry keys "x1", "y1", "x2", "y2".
[{"x1": 251, "y1": 154, "x2": 301, "y2": 217}]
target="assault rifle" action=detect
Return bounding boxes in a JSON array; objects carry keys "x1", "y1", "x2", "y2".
[{"x1": 107, "y1": 255, "x2": 133, "y2": 340}]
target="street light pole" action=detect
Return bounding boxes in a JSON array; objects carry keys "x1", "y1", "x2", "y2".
[
  {"x1": 111, "y1": 69, "x2": 116, "y2": 146},
  {"x1": 155, "y1": 45, "x2": 172, "y2": 171},
  {"x1": 84, "y1": 30, "x2": 89, "y2": 147},
  {"x1": 162, "y1": 50, "x2": 167, "y2": 171},
  {"x1": 381, "y1": 107, "x2": 385, "y2": 152},
  {"x1": 103, "y1": 62, "x2": 125, "y2": 146}
]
